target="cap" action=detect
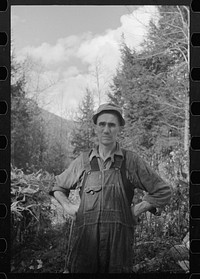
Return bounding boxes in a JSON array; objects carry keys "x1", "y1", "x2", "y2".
[{"x1": 92, "y1": 103, "x2": 125, "y2": 126}]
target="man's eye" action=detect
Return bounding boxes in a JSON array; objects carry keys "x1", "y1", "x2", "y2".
[
  {"x1": 99, "y1": 122, "x2": 106, "y2": 127},
  {"x1": 108, "y1": 123, "x2": 116, "y2": 128}
]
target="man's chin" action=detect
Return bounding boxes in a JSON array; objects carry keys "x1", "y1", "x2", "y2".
[{"x1": 101, "y1": 140, "x2": 114, "y2": 146}]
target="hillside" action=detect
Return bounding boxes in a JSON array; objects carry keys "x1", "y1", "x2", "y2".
[
  {"x1": 39, "y1": 108, "x2": 75, "y2": 138},
  {"x1": 37, "y1": 108, "x2": 77, "y2": 173}
]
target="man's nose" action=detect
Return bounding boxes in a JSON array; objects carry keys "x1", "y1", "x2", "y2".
[{"x1": 103, "y1": 124, "x2": 110, "y2": 133}]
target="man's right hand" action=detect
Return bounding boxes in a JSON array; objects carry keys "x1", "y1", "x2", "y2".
[
  {"x1": 54, "y1": 190, "x2": 79, "y2": 220},
  {"x1": 63, "y1": 202, "x2": 79, "y2": 220}
]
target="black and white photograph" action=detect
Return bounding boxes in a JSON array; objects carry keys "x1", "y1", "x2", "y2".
[{"x1": 10, "y1": 5, "x2": 189, "y2": 273}]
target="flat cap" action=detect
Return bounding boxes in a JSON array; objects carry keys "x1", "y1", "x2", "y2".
[{"x1": 93, "y1": 103, "x2": 125, "y2": 126}]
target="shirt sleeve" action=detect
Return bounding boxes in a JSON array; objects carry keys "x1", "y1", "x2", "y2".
[
  {"x1": 49, "y1": 154, "x2": 85, "y2": 197},
  {"x1": 126, "y1": 151, "x2": 172, "y2": 208}
]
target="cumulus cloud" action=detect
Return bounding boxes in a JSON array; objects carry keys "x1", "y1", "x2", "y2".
[
  {"x1": 120, "y1": 6, "x2": 159, "y2": 49},
  {"x1": 63, "y1": 66, "x2": 80, "y2": 78},
  {"x1": 18, "y1": 6, "x2": 158, "y2": 69},
  {"x1": 18, "y1": 35, "x2": 82, "y2": 65},
  {"x1": 15, "y1": 6, "x2": 159, "y2": 117},
  {"x1": 76, "y1": 6, "x2": 159, "y2": 73},
  {"x1": 77, "y1": 31, "x2": 121, "y2": 74}
]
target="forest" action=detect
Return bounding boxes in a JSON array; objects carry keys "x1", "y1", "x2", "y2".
[{"x1": 11, "y1": 6, "x2": 189, "y2": 273}]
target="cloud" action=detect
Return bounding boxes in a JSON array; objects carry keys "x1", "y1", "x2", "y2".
[
  {"x1": 15, "y1": 6, "x2": 159, "y2": 117},
  {"x1": 18, "y1": 6, "x2": 158, "y2": 69},
  {"x1": 43, "y1": 73, "x2": 91, "y2": 116},
  {"x1": 63, "y1": 66, "x2": 80, "y2": 79},
  {"x1": 76, "y1": 6, "x2": 159, "y2": 72},
  {"x1": 120, "y1": 6, "x2": 159, "y2": 49},
  {"x1": 18, "y1": 35, "x2": 82, "y2": 65},
  {"x1": 77, "y1": 31, "x2": 121, "y2": 74}
]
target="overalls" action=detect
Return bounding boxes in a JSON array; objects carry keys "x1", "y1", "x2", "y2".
[{"x1": 69, "y1": 153, "x2": 135, "y2": 273}]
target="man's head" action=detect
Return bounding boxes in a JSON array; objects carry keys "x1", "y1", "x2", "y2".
[
  {"x1": 92, "y1": 103, "x2": 125, "y2": 127},
  {"x1": 93, "y1": 103, "x2": 125, "y2": 147}
]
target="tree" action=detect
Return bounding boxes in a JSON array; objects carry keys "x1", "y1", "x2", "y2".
[
  {"x1": 108, "y1": 6, "x2": 189, "y2": 165},
  {"x1": 11, "y1": 54, "x2": 50, "y2": 172},
  {"x1": 71, "y1": 89, "x2": 96, "y2": 157},
  {"x1": 11, "y1": 54, "x2": 35, "y2": 168},
  {"x1": 142, "y1": 5, "x2": 189, "y2": 151},
  {"x1": 11, "y1": 52, "x2": 68, "y2": 173}
]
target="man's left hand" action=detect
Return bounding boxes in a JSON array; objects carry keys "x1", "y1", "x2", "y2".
[{"x1": 131, "y1": 201, "x2": 154, "y2": 217}]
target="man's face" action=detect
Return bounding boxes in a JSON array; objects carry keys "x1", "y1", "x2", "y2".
[{"x1": 95, "y1": 113, "x2": 121, "y2": 147}]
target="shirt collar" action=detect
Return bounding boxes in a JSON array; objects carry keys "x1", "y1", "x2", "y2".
[{"x1": 89, "y1": 142, "x2": 124, "y2": 162}]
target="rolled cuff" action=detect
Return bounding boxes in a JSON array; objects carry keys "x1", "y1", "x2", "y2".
[{"x1": 142, "y1": 184, "x2": 172, "y2": 208}]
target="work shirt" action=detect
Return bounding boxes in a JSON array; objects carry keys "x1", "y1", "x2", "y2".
[
  {"x1": 50, "y1": 144, "x2": 171, "y2": 208},
  {"x1": 50, "y1": 143, "x2": 171, "y2": 273}
]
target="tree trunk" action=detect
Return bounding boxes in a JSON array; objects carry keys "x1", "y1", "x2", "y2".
[{"x1": 184, "y1": 95, "x2": 189, "y2": 152}]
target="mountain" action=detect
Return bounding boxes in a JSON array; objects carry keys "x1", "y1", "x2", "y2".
[{"x1": 39, "y1": 108, "x2": 75, "y2": 135}]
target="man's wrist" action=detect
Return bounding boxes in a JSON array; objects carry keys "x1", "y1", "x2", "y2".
[{"x1": 131, "y1": 201, "x2": 154, "y2": 216}]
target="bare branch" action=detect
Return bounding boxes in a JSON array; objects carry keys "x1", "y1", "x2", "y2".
[{"x1": 160, "y1": 121, "x2": 184, "y2": 131}]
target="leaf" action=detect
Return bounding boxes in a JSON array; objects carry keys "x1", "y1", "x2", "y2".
[
  {"x1": 37, "y1": 259, "x2": 43, "y2": 269},
  {"x1": 178, "y1": 260, "x2": 189, "y2": 273},
  {"x1": 132, "y1": 264, "x2": 140, "y2": 273},
  {"x1": 182, "y1": 232, "x2": 189, "y2": 249},
  {"x1": 169, "y1": 245, "x2": 189, "y2": 261}
]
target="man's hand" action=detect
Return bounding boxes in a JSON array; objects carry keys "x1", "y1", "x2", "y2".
[
  {"x1": 131, "y1": 201, "x2": 154, "y2": 218},
  {"x1": 63, "y1": 202, "x2": 79, "y2": 220},
  {"x1": 54, "y1": 191, "x2": 79, "y2": 220}
]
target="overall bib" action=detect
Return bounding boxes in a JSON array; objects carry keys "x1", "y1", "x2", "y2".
[{"x1": 69, "y1": 154, "x2": 135, "y2": 273}]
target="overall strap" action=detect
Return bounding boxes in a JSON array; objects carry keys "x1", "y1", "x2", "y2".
[
  {"x1": 82, "y1": 150, "x2": 92, "y2": 173},
  {"x1": 120, "y1": 149, "x2": 135, "y2": 205},
  {"x1": 80, "y1": 150, "x2": 100, "y2": 197},
  {"x1": 79, "y1": 151, "x2": 91, "y2": 197},
  {"x1": 90, "y1": 157, "x2": 100, "y2": 171},
  {"x1": 82, "y1": 150, "x2": 100, "y2": 172},
  {"x1": 112, "y1": 154, "x2": 123, "y2": 169}
]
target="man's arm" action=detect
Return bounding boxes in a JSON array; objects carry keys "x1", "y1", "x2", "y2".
[
  {"x1": 131, "y1": 200, "x2": 155, "y2": 217},
  {"x1": 49, "y1": 154, "x2": 84, "y2": 219},
  {"x1": 126, "y1": 151, "x2": 172, "y2": 219}
]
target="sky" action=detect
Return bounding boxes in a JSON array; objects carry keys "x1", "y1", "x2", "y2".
[{"x1": 11, "y1": 5, "x2": 159, "y2": 118}]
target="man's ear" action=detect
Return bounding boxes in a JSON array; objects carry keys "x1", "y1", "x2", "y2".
[
  {"x1": 118, "y1": 126, "x2": 123, "y2": 134},
  {"x1": 93, "y1": 123, "x2": 97, "y2": 134}
]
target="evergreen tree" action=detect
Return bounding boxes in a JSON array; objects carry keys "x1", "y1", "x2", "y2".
[
  {"x1": 11, "y1": 54, "x2": 34, "y2": 169},
  {"x1": 11, "y1": 54, "x2": 49, "y2": 171},
  {"x1": 71, "y1": 89, "x2": 96, "y2": 157},
  {"x1": 109, "y1": 6, "x2": 189, "y2": 164}
]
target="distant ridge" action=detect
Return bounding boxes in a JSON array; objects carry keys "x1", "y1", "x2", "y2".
[{"x1": 39, "y1": 107, "x2": 75, "y2": 137}]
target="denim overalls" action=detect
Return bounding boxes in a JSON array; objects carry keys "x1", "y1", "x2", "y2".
[{"x1": 69, "y1": 153, "x2": 135, "y2": 273}]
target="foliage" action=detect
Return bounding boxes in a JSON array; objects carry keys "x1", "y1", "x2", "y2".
[
  {"x1": 11, "y1": 54, "x2": 73, "y2": 175},
  {"x1": 131, "y1": 144, "x2": 189, "y2": 273},
  {"x1": 11, "y1": 143, "x2": 189, "y2": 273},
  {"x1": 109, "y1": 5, "x2": 189, "y2": 162},
  {"x1": 11, "y1": 6, "x2": 189, "y2": 274},
  {"x1": 11, "y1": 166, "x2": 55, "y2": 250}
]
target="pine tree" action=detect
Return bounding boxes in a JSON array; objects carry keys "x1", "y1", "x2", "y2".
[
  {"x1": 11, "y1": 54, "x2": 49, "y2": 171},
  {"x1": 108, "y1": 6, "x2": 189, "y2": 164},
  {"x1": 71, "y1": 89, "x2": 96, "y2": 157}
]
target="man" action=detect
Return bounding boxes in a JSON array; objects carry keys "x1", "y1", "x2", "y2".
[{"x1": 49, "y1": 103, "x2": 171, "y2": 273}]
